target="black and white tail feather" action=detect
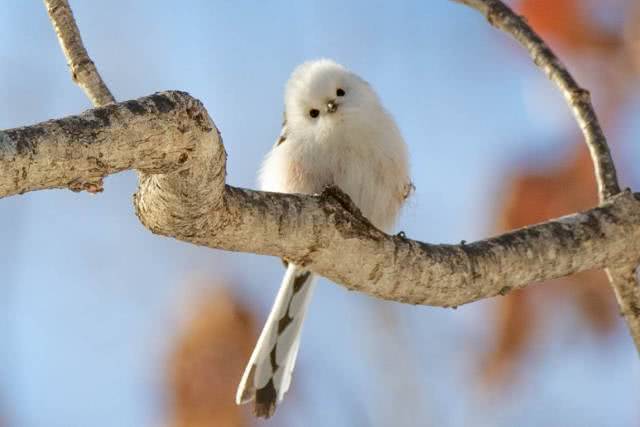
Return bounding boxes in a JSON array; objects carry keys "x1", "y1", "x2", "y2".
[{"x1": 235, "y1": 264, "x2": 315, "y2": 417}]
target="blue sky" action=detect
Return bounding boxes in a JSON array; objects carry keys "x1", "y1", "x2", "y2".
[{"x1": 1, "y1": 1, "x2": 639, "y2": 426}]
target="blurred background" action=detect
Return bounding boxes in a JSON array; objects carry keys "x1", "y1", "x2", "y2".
[{"x1": 1, "y1": 0, "x2": 640, "y2": 426}]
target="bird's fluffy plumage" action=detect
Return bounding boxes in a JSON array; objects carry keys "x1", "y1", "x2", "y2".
[
  {"x1": 237, "y1": 59, "x2": 411, "y2": 417},
  {"x1": 260, "y1": 59, "x2": 410, "y2": 231}
]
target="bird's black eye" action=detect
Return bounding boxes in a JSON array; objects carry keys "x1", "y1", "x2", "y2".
[
  {"x1": 309, "y1": 109, "x2": 320, "y2": 118},
  {"x1": 336, "y1": 88, "x2": 345, "y2": 97}
]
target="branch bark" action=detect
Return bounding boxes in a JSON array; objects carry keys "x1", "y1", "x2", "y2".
[
  {"x1": 2, "y1": 95, "x2": 640, "y2": 308},
  {"x1": 454, "y1": 0, "x2": 620, "y2": 201},
  {"x1": 607, "y1": 266, "x2": 640, "y2": 337},
  {"x1": 455, "y1": 0, "x2": 640, "y2": 354},
  {"x1": 0, "y1": 92, "x2": 215, "y2": 197},
  {"x1": 44, "y1": 0, "x2": 116, "y2": 193},
  {"x1": 13, "y1": 0, "x2": 638, "y2": 353},
  {"x1": 44, "y1": 0, "x2": 115, "y2": 107}
]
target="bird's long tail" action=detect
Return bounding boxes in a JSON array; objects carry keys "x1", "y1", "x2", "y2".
[{"x1": 236, "y1": 264, "x2": 315, "y2": 418}]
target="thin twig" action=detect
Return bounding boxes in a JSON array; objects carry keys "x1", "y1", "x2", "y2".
[
  {"x1": 44, "y1": 0, "x2": 115, "y2": 107},
  {"x1": 454, "y1": 0, "x2": 620, "y2": 202},
  {"x1": 455, "y1": 0, "x2": 640, "y2": 354},
  {"x1": 607, "y1": 266, "x2": 640, "y2": 345}
]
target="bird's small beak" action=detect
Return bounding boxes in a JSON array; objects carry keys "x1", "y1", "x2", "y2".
[{"x1": 326, "y1": 100, "x2": 338, "y2": 113}]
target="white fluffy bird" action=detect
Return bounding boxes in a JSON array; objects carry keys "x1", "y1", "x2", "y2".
[{"x1": 236, "y1": 59, "x2": 412, "y2": 418}]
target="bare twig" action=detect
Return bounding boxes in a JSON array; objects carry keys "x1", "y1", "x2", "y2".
[
  {"x1": 44, "y1": 0, "x2": 115, "y2": 107},
  {"x1": 608, "y1": 266, "x2": 640, "y2": 354},
  {"x1": 455, "y1": 0, "x2": 640, "y2": 353},
  {"x1": 2, "y1": 94, "x2": 640, "y2": 310},
  {"x1": 454, "y1": 0, "x2": 620, "y2": 202}
]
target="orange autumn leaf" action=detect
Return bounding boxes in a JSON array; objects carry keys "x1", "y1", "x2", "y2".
[
  {"x1": 167, "y1": 288, "x2": 257, "y2": 427},
  {"x1": 482, "y1": 144, "x2": 617, "y2": 385}
]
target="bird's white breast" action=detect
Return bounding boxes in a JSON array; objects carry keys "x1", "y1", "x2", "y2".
[{"x1": 259, "y1": 111, "x2": 409, "y2": 233}]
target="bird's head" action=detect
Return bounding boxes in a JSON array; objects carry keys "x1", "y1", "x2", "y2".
[{"x1": 284, "y1": 59, "x2": 381, "y2": 132}]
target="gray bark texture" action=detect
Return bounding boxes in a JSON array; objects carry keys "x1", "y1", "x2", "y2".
[
  {"x1": 44, "y1": 0, "x2": 115, "y2": 107},
  {"x1": 2, "y1": 92, "x2": 640, "y2": 309},
  {"x1": 1, "y1": 0, "x2": 634, "y2": 353}
]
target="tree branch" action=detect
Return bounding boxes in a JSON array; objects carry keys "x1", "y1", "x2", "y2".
[
  {"x1": 44, "y1": 0, "x2": 115, "y2": 107},
  {"x1": 44, "y1": 0, "x2": 116, "y2": 193},
  {"x1": 454, "y1": 0, "x2": 620, "y2": 202},
  {"x1": 0, "y1": 92, "x2": 215, "y2": 197},
  {"x1": 607, "y1": 266, "x2": 640, "y2": 337},
  {"x1": 30, "y1": 0, "x2": 640, "y2": 352},
  {"x1": 2, "y1": 95, "x2": 640, "y2": 307},
  {"x1": 455, "y1": 0, "x2": 640, "y2": 354}
]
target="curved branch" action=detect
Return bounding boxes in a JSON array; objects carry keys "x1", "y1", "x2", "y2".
[
  {"x1": 456, "y1": 0, "x2": 640, "y2": 354},
  {"x1": 37, "y1": 0, "x2": 640, "y2": 352},
  {"x1": 0, "y1": 92, "x2": 214, "y2": 197},
  {"x1": 2, "y1": 94, "x2": 640, "y2": 308},
  {"x1": 454, "y1": 0, "x2": 620, "y2": 202}
]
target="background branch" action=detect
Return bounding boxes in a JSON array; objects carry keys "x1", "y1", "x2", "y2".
[
  {"x1": 455, "y1": 0, "x2": 620, "y2": 202},
  {"x1": 455, "y1": 0, "x2": 640, "y2": 354},
  {"x1": 44, "y1": 0, "x2": 115, "y2": 107}
]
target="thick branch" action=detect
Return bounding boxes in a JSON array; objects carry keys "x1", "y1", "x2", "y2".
[
  {"x1": 140, "y1": 185, "x2": 640, "y2": 307},
  {"x1": 3, "y1": 94, "x2": 640, "y2": 309},
  {"x1": 455, "y1": 0, "x2": 620, "y2": 202},
  {"x1": 34, "y1": 0, "x2": 640, "y2": 352},
  {"x1": 0, "y1": 92, "x2": 215, "y2": 196},
  {"x1": 44, "y1": 0, "x2": 115, "y2": 107}
]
